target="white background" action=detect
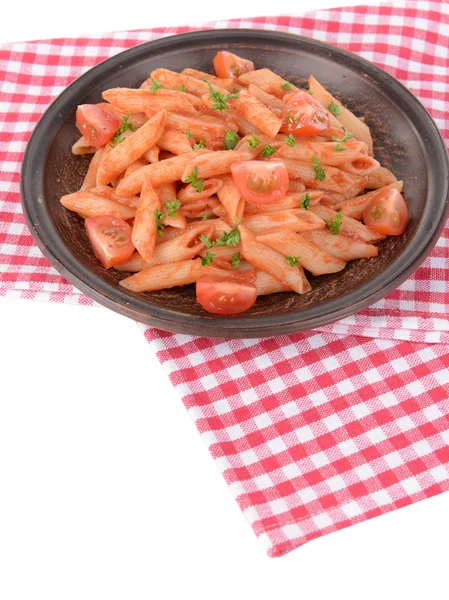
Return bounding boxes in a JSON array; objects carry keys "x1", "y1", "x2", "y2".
[{"x1": 1, "y1": 1, "x2": 448, "y2": 599}]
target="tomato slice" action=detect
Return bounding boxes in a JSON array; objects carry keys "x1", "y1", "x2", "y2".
[
  {"x1": 280, "y1": 91, "x2": 330, "y2": 137},
  {"x1": 76, "y1": 104, "x2": 121, "y2": 148},
  {"x1": 196, "y1": 274, "x2": 257, "y2": 315},
  {"x1": 85, "y1": 215, "x2": 135, "y2": 269},
  {"x1": 213, "y1": 51, "x2": 255, "y2": 79},
  {"x1": 230, "y1": 161, "x2": 289, "y2": 206},
  {"x1": 363, "y1": 188, "x2": 409, "y2": 236}
]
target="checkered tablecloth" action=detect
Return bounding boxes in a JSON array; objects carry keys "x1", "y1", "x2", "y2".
[{"x1": 1, "y1": 0, "x2": 448, "y2": 557}]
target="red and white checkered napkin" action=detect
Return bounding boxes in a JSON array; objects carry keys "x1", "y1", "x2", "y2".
[{"x1": 1, "y1": 1, "x2": 449, "y2": 557}]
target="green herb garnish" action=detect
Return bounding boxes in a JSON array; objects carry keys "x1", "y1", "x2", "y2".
[
  {"x1": 247, "y1": 135, "x2": 260, "y2": 149},
  {"x1": 207, "y1": 83, "x2": 238, "y2": 111},
  {"x1": 193, "y1": 139, "x2": 207, "y2": 150},
  {"x1": 216, "y1": 222, "x2": 241, "y2": 247},
  {"x1": 185, "y1": 166, "x2": 205, "y2": 193},
  {"x1": 300, "y1": 193, "x2": 311, "y2": 210},
  {"x1": 261, "y1": 145, "x2": 277, "y2": 157},
  {"x1": 281, "y1": 81, "x2": 292, "y2": 91},
  {"x1": 150, "y1": 78, "x2": 164, "y2": 94},
  {"x1": 202, "y1": 214, "x2": 209, "y2": 220},
  {"x1": 110, "y1": 113, "x2": 135, "y2": 147},
  {"x1": 224, "y1": 130, "x2": 239, "y2": 150},
  {"x1": 286, "y1": 256, "x2": 300, "y2": 267},
  {"x1": 154, "y1": 209, "x2": 166, "y2": 236},
  {"x1": 324, "y1": 213, "x2": 343, "y2": 235},
  {"x1": 311, "y1": 155, "x2": 326, "y2": 181},
  {"x1": 199, "y1": 235, "x2": 214, "y2": 248},
  {"x1": 201, "y1": 252, "x2": 216, "y2": 266},
  {"x1": 307, "y1": 88, "x2": 313, "y2": 95},
  {"x1": 164, "y1": 198, "x2": 182, "y2": 218},
  {"x1": 231, "y1": 252, "x2": 241, "y2": 269},
  {"x1": 177, "y1": 83, "x2": 187, "y2": 93},
  {"x1": 185, "y1": 130, "x2": 192, "y2": 139},
  {"x1": 333, "y1": 144, "x2": 346, "y2": 152},
  {"x1": 328, "y1": 101, "x2": 342, "y2": 116},
  {"x1": 332, "y1": 132, "x2": 354, "y2": 143},
  {"x1": 285, "y1": 134, "x2": 296, "y2": 147}
]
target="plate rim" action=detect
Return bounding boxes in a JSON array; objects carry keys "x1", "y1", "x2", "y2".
[{"x1": 20, "y1": 28, "x2": 449, "y2": 338}]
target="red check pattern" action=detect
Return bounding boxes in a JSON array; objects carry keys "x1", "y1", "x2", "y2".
[{"x1": 1, "y1": 1, "x2": 449, "y2": 556}]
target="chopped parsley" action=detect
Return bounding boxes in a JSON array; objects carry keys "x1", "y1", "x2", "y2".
[
  {"x1": 334, "y1": 144, "x2": 347, "y2": 152},
  {"x1": 207, "y1": 83, "x2": 238, "y2": 111},
  {"x1": 224, "y1": 130, "x2": 239, "y2": 150},
  {"x1": 261, "y1": 145, "x2": 277, "y2": 157},
  {"x1": 247, "y1": 135, "x2": 260, "y2": 149},
  {"x1": 164, "y1": 198, "x2": 182, "y2": 218},
  {"x1": 286, "y1": 256, "x2": 300, "y2": 267},
  {"x1": 281, "y1": 81, "x2": 292, "y2": 91},
  {"x1": 332, "y1": 132, "x2": 354, "y2": 143},
  {"x1": 311, "y1": 155, "x2": 326, "y2": 181},
  {"x1": 199, "y1": 235, "x2": 214, "y2": 248},
  {"x1": 193, "y1": 139, "x2": 207, "y2": 150},
  {"x1": 154, "y1": 210, "x2": 166, "y2": 236},
  {"x1": 307, "y1": 88, "x2": 313, "y2": 95},
  {"x1": 216, "y1": 222, "x2": 240, "y2": 247},
  {"x1": 285, "y1": 134, "x2": 296, "y2": 147},
  {"x1": 202, "y1": 214, "x2": 209, "y2": 220},
  {"x1": 324, "y1": 213, "x2": 343, "y2": 235},
  {"x1": 177, "y1": 83, "x2": 187, "y2": 93},
  {"x1": 300, "y1": 193, "x2": 311, "y2": 210},
  {"x1": 150, "y1": 78, "x2": 164, "y2": 94},
  {"x1": 185, "y1": 130, "x2": 192, "y2": 139},
  {"x1": 201, "y1": 252, "x2": 215, "y2": 266},
  {"x1": 185, "y1": 166, "x2": 205, "y2": 193},
  {"x1": 231, "y1": 252, "x2": 241, "y2": 269},
  {"x1": 110, "y1": 112, "x2": 135, "y2": 147},
  {"x1": 328, "y1": 101, "x2": 342, "y2": 116}
]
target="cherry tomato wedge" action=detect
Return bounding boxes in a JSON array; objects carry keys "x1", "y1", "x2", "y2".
[
  {"x1": 230, "y1": 161, "x2": 289, "y2": 206},
  {"x1": 280, "y1": 91, "x2": 330, "y2": 137},
  {"x1": 76, "y1": 104, "x2": 121, "y2": 148},
  {"x1": 196, "y1": 274, "x2": 257, "y2": 315},
  {"x1": 85, "y1": 215, "x2": 135, "y2": 269},
  {"x1": 213, "y1": 51, "x2": 255, "y2": 79},
  {"x1": 363, "y1": 188, "x2": 409, "y2": 236}
]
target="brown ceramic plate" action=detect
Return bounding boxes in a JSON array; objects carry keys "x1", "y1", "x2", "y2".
[{"x1": 21, "y1": 30, "x2": 449, "y2": 338}]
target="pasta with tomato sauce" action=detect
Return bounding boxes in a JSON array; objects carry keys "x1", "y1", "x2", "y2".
[{"x1": 61, "y1": 51, "x2": 408, "y2": 315}]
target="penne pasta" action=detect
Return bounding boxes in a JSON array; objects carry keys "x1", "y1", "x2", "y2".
[
  {"x1": 273, "y1": 157, "x2": 358, "y2": 194},
  {"x1": 238, "y1": 68, "x2": 300, "y2": 98},
  {"x1": 80, "y1": 147, "x2": 105, "y2": 190},
  {"x1": 103, "y1": 88, "x2": 196, "y2": 115},
  {"x1": 116, "y1": 149, "x2": 209, "y2": 197},
  {"x1": 256, "y1": 229, "x2": 346, "y2": 275},
  {"x1": 311, "y1": 204, "x2": 385, "y2": 243},
  {"x1": 72, "y1": 136, "x2": 96, "y2": 155},
  {"x1": 277, "y1": 140, "x2": 366, "y2": 166},
  {"x1": 131, "y1": 179, "x2": 161, "y2": 263},
  {"x1": 96, "y1": 110, "x2": 166, "y2": 186},
  {"x1": 178, "y1": 178, "x2": 223, "y2": 203},
  {"x1": 301, "y1": 230, "x2": 379, "y2": 261},
  {"x1": 216, "y1": 174, "x2": 245, "y2": 224},
  {"x1": 60, "y1": 191, "x2": 136, "y2": 220},
  {"x1": 308, "y1": 75, "x2": 374, "y2": 155},
  {"x1": 181, "y1": 149, "x2": 253, "y2": 182},
  {"x1": 150, "y1": 68, "x2": 229, "y2": 97},
  {"x1": 115, "y1": 221, "x2": 214, "y2": 271},
  {"x1": 119, "y1": 258, "x2": 205, "y2": 292},
  {"x1": 333, "y1": 181, "x2": 404, "y2": 219},
  {"x1": 233, "y1": 90, "x2": 282, "y2": 137},
  {"x1": 366, "y1": 166, "x2": 398, "y2": 189},
  {"x1": 337, "y1": 153, "x2": 380, "y2": 176},
  {"x1": 239, "y1": 225, "x2": 311, "y2": 294},
  {"x1": 247, "y1": 84, "x2": 284, "y2": 112},
  {"x1": 243, "y1": 208, "x2": 325, "y2": 235},
  {"x1": 181, "y1": 68, "x2": 235, "y2": 90}
]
